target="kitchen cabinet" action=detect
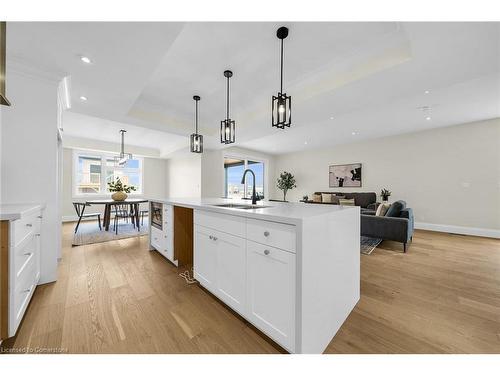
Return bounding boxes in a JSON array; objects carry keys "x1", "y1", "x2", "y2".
[
  {"x1": 246, "y1": 240, "x2": 295, "y2": 351},
  {"x1": 193, "y1": 225, "x2": 217, "y2": 289}
]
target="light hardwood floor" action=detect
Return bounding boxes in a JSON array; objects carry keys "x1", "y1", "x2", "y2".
[{"x1": 2, "y1": 223, "x2": 499, "y2": 353}]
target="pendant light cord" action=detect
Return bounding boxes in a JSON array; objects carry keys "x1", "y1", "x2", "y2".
[
  {"x1": 195, "y1": 100, "x2": 198, "y2": 134},
  {"x1": 280, "y1": 38, "x2": 284, "y2": 93},
  {"x1": 226, "y1": 75, "x2": 230, "y2": 120}
]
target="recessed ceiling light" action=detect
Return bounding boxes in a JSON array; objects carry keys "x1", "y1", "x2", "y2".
[
  {"x1": 424, "y1": 90, "x2": 430, "y2": 94},
  {"x1": 330, "y1": 116, "x2": 334, "y2": 120},
  {"x1": 352, "y1": 131, "x2": 357, "y2": 135},
  {"x1": 80, "y1": 56, "x2": 92, "y2": 64},
  {"x1": 80, "y1": 96, "x2": 88, "y2": 101},
  {"x1": 426, "y1": 116, "x2": 431, "y2": 121},
  {"x1": 304, "y1": 141, "x2": 308, "y2": 145}
]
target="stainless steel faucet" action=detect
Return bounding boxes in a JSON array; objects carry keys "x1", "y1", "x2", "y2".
[{"x1": 241, "y1": 169, "x2": 258, "y2": 205}]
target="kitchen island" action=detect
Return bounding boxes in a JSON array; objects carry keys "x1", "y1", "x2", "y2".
[{"x1": 148, "y1": 198, "x2": 360, "y2": 354}]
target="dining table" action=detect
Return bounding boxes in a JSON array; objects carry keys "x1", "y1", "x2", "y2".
[{"x1": 85, "y1": 198, "x2": 149, "y2": 232}]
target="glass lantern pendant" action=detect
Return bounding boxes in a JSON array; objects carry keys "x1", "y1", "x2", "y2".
[
  {"x1": 272, "y1": 26, "x2": 291, "y2": 129},
  {"x1": 190, "y1": 95, "x2": 203, "y2": 153},
  {"x1": 114, "y1": 129, "x2": 133, "y2": 167},
  {"x1": 221, "y1": 70, "x2": 235, "y2": 144}
]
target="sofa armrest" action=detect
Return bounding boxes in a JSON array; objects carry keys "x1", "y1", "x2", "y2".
[
  {"x1": 361, "y1": 215, "x2": 411, "y2": 243},
  {"x1": 361, "y1": 209, "x2": 376, "y2": 215}
]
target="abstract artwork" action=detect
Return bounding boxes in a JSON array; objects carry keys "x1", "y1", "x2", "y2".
[{"x1": 329, "y1": 163, "x2": 362, "y2": 187}]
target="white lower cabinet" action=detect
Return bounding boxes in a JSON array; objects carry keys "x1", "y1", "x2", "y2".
[
  {"x1": 194, "y1": 225, "x2": 217, "y2": 289},
  {"x1": 213, "y1": 230, "x2": 246, "y2": 312},
  {"x1": 246, "y1": 240, "x2": 296, "y2": 352},
  {"x1": 193, "y1": 210, "x2": 297, "y2": 352},
  {"x1": 194, "y1": 225, "x2": 246, "y2": 313}
]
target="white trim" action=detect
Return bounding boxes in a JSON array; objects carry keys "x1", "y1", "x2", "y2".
[
  {"x1": 72, "y1": 149, "x2": 144, "y2": 197},
  {"x1": 222, "y1": 151, "x2": 269, "y2": 199},
  {"x1": 415, "y1": 222, "x2": 500, "y2": 239}
]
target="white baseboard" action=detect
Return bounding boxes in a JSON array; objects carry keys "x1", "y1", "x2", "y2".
[{"x1": 415, "y1": 222, "x2": 500, "y2": 239}]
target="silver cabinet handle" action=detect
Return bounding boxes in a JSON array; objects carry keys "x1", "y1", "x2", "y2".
[
  {"x1": 35, "y1": 233, "x2": 41, "y2": 237},
  {"x1": 23, "y1": 252, "x2": 33, "y2": 256},
  {"x1": 37, "y1": 216, "x2": 43, "y2": 219},
  {"x1": 22, "y1": 287, "x2": 31, "y2": 293},
  {"x1": 26, "y1": 223, "x2": 33, "y2": 227},
  {"x1": 209, "y1": 235, "x2": 213, "y2": 240},
  {"x1": 213, "y1": 236, "x2": 218, "y2": 241},
  {"x1": 264, "y1": 249, "x2": 270, "y2": 255},
  {"x1": 264, "y1": 231, "x2": 270, "y2": 237}
]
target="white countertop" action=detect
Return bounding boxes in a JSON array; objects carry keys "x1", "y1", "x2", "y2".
[
  {"x1": 0, "y1": 203, "x2": 45, "y2": 221},
  {"x1": 150, "y1": 197, "x2": 358, "y2": 225}
]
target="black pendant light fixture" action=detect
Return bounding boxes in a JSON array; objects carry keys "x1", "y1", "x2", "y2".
[
  {"x1": 220, "y1": 70, "x2": 235, "y2": 144},
  {"x1": 272, "y1": 26, "x2": 291, "y2": 129},
  {"x1": 190, "y1": 95, "x2": 203, "y2": 153}
]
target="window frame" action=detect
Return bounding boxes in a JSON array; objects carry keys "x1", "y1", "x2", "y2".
[
  {"x1": 222, "y1": 152, "x2": 268, "y2": 200},
  {"x1": 72, "y1": 149, "x2": 144, "y2": 198}
]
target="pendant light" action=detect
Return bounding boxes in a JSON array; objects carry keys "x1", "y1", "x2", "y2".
[
  {"x1": 272, "y1": 26, "x2": 291, "y2": 129},
  {"x1": 114, "y1": 130, "x2": 133, "y2": 167},
  {"x1": 190, "y1": 95, "x2": 203, "y2": 153},
  {"x1": 220, "y1": 70, "x2": 235, "y2": 144}
]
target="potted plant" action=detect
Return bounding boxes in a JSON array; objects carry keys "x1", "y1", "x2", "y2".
[
  {"x1": 276, "y1": 171, "x2": 297, "y2": 202},
  {"x1": 381, "y1": 188, "x2": 392, "y2": 202},
  {"x1": 108, "y1": 177, "x2": 137, "y2": 201}
]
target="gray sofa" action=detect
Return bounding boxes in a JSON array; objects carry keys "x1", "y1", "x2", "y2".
[
  {"x1": 361, "y1": 200, "x2": 414, "y2": 252},
  {"x1": 311, "y1": 192, "x2": 377, "y2": 209}
]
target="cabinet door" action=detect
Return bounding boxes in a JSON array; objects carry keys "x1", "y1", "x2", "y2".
[
  {"x1": 246, "y1": 240, "x2": 296, "y2": 352},
  {"x1": 194, "y1": 225, "x2": 217, "y2": 290},
  {"x1": 214, "y1": 230, "x2": 246, "y2": 314}
]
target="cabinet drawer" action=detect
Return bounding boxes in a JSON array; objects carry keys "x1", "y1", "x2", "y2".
[
  {"x1": 11, "y1": 258, "x2": 39, "y2": 336},
  {"x1": 246, "y1": 218, "x2": 296, "y2": 253},
  {"x1": 151, "y1": 226, "x2": 166, "y2": 250},
  {"x1": 194, "y1": 210, "x2": 246, "y2": 238},
  {"x1": 13, "y1": 233, "x2": 39, "y2": 279},
  {"x1": 11, "y1": 212, "x2": 40, "y2": 247}
]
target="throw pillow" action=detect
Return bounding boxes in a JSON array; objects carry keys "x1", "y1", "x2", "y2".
[
  {"x1": 376, "y1": 203, "x2": 391, "y2": 216},
  {"x1": 312, "y1": 193, "x2": 322, "y2": 203},
  {"x1": 321, "y1": 193, "x2": 333, "y2": 203},
  {"x1": 385, "y1": 200, "x2": 406, "y2": 217},
  {"x1": 331, "y1": 195, "x2": 340, "y2": 204},
  {"x1": 339, "y1": 198, "x2": 355, "y2": 206}
]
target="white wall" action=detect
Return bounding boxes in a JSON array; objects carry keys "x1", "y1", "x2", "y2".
[
  {"x1": 272, "y1": 118, "x2": 500, "y2": 235},
  {"x1": 165, "y1": 150, "x2": 201, "y2": 198},
  {"x1": 62, "y1": 147, "x2": 168, "y2": 220},
  {"x1": 201, "y1": 146, "x2": 275, "y2": 198},
  {"x1": 1, "y1": 72, "x2": 60, "y2": 283}
]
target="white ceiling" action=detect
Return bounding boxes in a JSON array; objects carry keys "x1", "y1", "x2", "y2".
[{"x1": 7, "y1": 22, "x2": 500, "y2": 156}]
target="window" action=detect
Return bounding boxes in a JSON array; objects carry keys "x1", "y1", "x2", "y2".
[
  {"x1": 224, "y1": 156, "x2": 265, "y2": 199},
  {"x1": 74, "y1": 151, "x2": 143, "y2": 196}
]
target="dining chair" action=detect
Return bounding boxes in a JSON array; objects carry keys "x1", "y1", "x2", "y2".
[
  {"x1": 113, "y1": 204, "x2": 134, "y2": 234},
  {"x1": 73, "y1": 202, "x2": 102, "y2": 233}
]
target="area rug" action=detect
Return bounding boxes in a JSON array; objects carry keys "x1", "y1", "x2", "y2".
[
  {"x1": 360, "y1": 236, "x2": 383, "y2": 255},
  {"x1": 72, "y1": 218, "x2": 149, "y2": 246}
]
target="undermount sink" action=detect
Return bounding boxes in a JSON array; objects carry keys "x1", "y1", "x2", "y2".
[{"x1": 212, "y1": 203, "x2": 270, "y2": 210}]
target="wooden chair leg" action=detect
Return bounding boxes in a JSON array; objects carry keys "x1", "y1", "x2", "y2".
[
  {"x1": 98, "y1": 214, "x2": 102, "y2": 230},
  {"x1": 403, "y1": 242, "x2": 407, "y2": 253}
]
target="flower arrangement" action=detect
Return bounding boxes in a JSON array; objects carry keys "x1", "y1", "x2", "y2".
[
  {"x1": 108, "y1": 177, "x2": 137, "y2": 193},
  {"x1": 381, "y1": 188, "x2": 392, "y2": 201},
  {"x1": 108, "y1": 177, "x2": 137, "y2": 201}
]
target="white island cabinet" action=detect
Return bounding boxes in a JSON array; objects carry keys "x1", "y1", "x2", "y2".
[{"x1": 150, "y1": 198, "x2": 360, "y2": 354}]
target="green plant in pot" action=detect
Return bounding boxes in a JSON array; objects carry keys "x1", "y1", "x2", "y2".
[
  {"x1": 108, "y1": 177, "x2": 137, "y2": 201},
  {"x1": 276, "y1": 171, "x2": 297, "y2": 202},
  {"x1": 381, "y1": 188, "x2": 392, "y2": 202}
]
